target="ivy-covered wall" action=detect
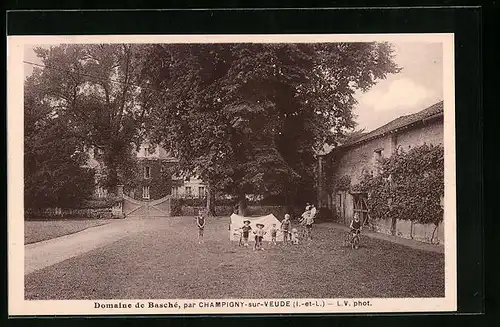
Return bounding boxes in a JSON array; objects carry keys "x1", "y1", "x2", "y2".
[
  {"x1": 353, "y1": 143, "x2": 444, "y2": 242},
  {"x1": 123, "y1": 159, "x2": 176, "y2": 200}
]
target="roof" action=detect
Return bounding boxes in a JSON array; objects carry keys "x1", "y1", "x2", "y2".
[{"x1": 334, "y1": 101, "x2": 444, "y2": 150}]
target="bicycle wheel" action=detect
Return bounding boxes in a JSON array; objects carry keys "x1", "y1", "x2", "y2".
[{"x1": 353, "y1": 235, "x2": 360, "y2": 249}]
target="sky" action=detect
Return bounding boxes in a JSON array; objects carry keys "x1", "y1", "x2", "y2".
[
  {"x1": 352, "y1": 42, "x2": 443, "y2": 132},
  {"x1": 24, "y1": 42, "x2": 443, "y2": 133}
]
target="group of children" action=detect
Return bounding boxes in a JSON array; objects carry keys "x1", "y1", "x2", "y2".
[
  {"x1": 195, "y1": 204, "x2": 363, "y2": 249},
  {"x1": 237, "y1": 215, "x2": 294, "y2": 250},
  {"x1": 236, "y1": 203, "x2": 318, "y2": 250}
]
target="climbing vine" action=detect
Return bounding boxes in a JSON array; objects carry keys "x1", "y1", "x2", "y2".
[
  {"x1": 334, "y1": 175, "x2": 352, "y2": 192},
  {"x1": 352, "y1": 143, "x2": 444, "y2": 226}
]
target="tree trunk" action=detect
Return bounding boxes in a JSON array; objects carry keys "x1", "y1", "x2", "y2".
[
  {"x1": 410, "y1": 221, "x2": 414, "y2": 239},
  {"x1": 430, "y1": 223, "x2": 439, "y2": 244},
  {"x1": 206, "y1": 182, "x2": 216, "y2": 217},
  {"x1": 238, "y1": 192, "x2": 248, "y2": 216},
  {"x1": 390, "y1": 217, "x2": 397, "y2": 236}
]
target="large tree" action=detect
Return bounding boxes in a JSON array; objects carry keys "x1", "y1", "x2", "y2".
[
  {"x1": 24, "y1": 71, "x2": 95, "y2": 208},
  {"x1": 31, "y1": 44, "x2": 156, "y2": 191},
  {"x1": 142, "y1": 42, "x2": 400, "y2": 214}
]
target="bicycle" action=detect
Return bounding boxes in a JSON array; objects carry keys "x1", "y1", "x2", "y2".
[
  {"x1": 350, "y1": 229, "x2": 361, "y2": 249},
  {"x1": 343, "y1": 229, "x2": 361, "y2": 249}
]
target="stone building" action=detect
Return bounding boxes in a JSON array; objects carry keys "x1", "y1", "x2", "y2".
[
  {"x1": 84, "y1": 141, "x2": 208, "y2": 201},
  {"x1": 317, "y1": 101, "x2": 444, "y2": 243},
  {"x1": 171, "y1": 174, "x2": 206, "y2": 199},
  {"x1": 83, "y1": 142, "x2": 178, "y2": 200},
  {"x1": 127, "y1": 142, "x2": 179, "y2": 200}
]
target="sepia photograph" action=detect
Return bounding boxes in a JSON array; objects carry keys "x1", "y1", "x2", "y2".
[{"x1": 8, "y1": 34, "x2": 456, "y2": 315}]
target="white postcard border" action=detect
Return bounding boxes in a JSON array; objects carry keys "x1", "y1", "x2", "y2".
[{"x1": 8, "y1": 33, "x2": 456, "y2": 316}]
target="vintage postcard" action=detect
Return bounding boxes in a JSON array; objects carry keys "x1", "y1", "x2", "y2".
[{"x1": 8, "y1": 33, "x2": 456, "y2": 315}]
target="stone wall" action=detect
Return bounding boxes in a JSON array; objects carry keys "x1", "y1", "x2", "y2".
[
  {"x1": 333, "y1": 136, "x2": 393, "y2": 186},
  {"x1": 395, "y1": 121, "x2": 443, "y2": 151},
  {"x1": 370, "y1": 218, "x2": 444, "y2": 245},
  {"x1": 322, "y1": 117, "x2": 444, "y2": 245},
  {"x1": 25, "y1": 207, "x2": 118, "y2": 220}
]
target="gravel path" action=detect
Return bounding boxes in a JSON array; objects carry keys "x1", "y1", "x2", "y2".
[{"x1": 24, "y1": 218, "x2": 155, "y2": 275}]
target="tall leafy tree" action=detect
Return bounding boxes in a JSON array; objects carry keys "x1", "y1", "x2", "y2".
[
  {"x1": 142, "y1": 42, "x2": 400, "y2": 214},
  {"x1": 24, "y1": 71, "x2": 95, "y2": 208},
  {"x1": 31, "y1": 44, "x2": 155, "y2": 191}
]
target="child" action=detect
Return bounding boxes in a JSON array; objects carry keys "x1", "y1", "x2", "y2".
[
  {"x1": 291, "y1": 228, "x2": 299, "y2": 245},
  {"x1": 350, "y1": 213, "x2": 362, "y2": 240},
  {"x1": 310, "y1": 204, "x2": 317, "y2": 220},
  {"x1": 281, "y1": 214, "x2": 292, "y2": 244},
  {"x1": 299, "y1": 206, "x2": 312, "y2": 240},
  {"x1": 253, "y1": 223, "x2": 266, "y2": 250},
  {"x1": 195, "y1": 209, "x2": 206, "y2": 244},
  {"x1": 304, "y1": 208, "x2": 315, "y2": 241},
  {"x1": 241, "y1": 220, "x2": 252, "y2": 247},
  {"x1": 270, "y1": 223, "x2": 278, "y2": 245},
  {"x1": 300, "y1": 206, "x2": 311, "y2": 224}
]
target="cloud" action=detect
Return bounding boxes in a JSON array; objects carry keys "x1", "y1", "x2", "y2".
[{"x1": 358, "y1": 78, "x2": 436, "y2": 112}]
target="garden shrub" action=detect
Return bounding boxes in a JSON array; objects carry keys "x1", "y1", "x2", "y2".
[{"x1": 170, "y1": 198, "x2": 184, "y2": 216}]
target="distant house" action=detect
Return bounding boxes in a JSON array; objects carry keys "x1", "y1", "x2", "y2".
[
  {"x1": 171, "y1": 174, "x2": 206, "y2": 199},
  {"x1": 317, "y1": 101, "x2": 444, "y2": 243},
  {"x1": 83, "y1": 141, "x2": 208, "y2": 201},
  {"x1": 128, "y1": 142, "x2": 179, "y2": 200}
]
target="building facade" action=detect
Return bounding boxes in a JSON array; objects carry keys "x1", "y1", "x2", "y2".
[
  {"x1": 317, "y1": 101, "x2": 444, "y2": 243},
  {"x1": 84, "y1": 141, "x2": 208, "y2": 201},
  {"x1": 126, "y1": 143, "x2": 179, "y2": 200},
  {"x1": 171, "y1": 175, "x2": 206, "y2": 199}
]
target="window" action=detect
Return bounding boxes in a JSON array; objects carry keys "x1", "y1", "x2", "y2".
[
  {"x1": 142, "y1": 186, "x2": 150, "y2": 199},
  {"x1": 198, "y1": 186, "x2": 206, "y2": 198},
  {"x1": 97, "y1": 186, "x2": 105, "y2": 198},
  {"x1": 373, "y1": 148, "x2": 384, "y2": 177},
  {"x1": 185, "y1": 186, "x2": 192, "y2": 197},
  {"x1": 144, "y1": 166, "x2": 151, "y2": 179},
  {"x1": 171, "y1": 187, "x2": 178, "y2": 198}
]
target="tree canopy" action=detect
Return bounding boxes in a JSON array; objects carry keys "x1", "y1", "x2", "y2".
[
  {"x1": 24, "y1": 42, "x2": 401, "y2": 211},
  {"x1": 24, "y1": 72, "x2": 95, "y2": 208},
  {"x1": 141, "y1": 42, "x2": 401, "y2": 208},
  {"x1": 30, "y1": 44, "x2": 156, "y2": 190}
]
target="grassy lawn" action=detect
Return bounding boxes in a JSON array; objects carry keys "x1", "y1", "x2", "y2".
[
  {"x1": 25, "y1": 219, "x2": 112, "y2": 244},
  {"x1": 25, "y1": 216, "x2": 444, "y2": 299}
]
